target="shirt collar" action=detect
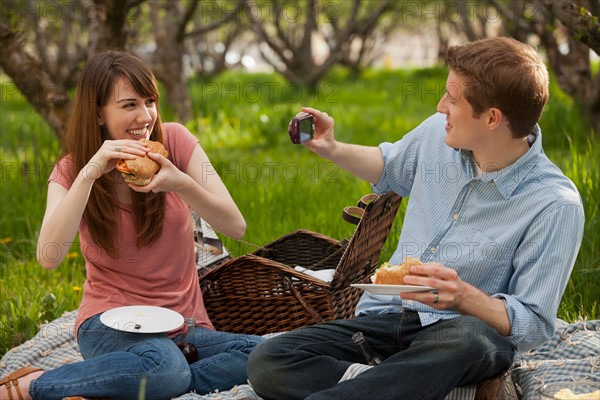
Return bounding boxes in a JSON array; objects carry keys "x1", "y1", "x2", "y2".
[{"x1": 460, "y1": 124, "x2": 542, "y2": 199}]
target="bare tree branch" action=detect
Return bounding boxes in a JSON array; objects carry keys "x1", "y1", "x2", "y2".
[
  {"x1": 177, "y1": 0, "x2": 199, "y2": 42},
  {"x1": 544, "y1": 0, "x2": 600, "y2": 54},
  {"x1": 248, "y1": 0, "x2": 394, "y2": 88},
  {"x1": 326, "y1": 0, "x2": 393, "y2": 74},
  {"x1": 148, "y1": 0, "x2": 245, "y2": 121},
  {"x1": 272, "y1": 1, "x2": 295, "y2": 53},
  {"x1": 185, "y1": 0, "x2": 244, "y2": 38},
  {"x1": 247, "y1": 0, "x2": 295, "y2": 73}
]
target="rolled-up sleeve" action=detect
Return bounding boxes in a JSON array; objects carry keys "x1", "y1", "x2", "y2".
[
  {"x1": 372, "y1": 142, "x2": 395, "y2": 194},
  {"x1": 493, "y1": 202, "x2": 585, "y2": 351}
]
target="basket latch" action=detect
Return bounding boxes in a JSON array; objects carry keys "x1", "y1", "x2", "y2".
[
  {"x1": 383, "y1": 199, "x2": 393, "y2": 215},
  {"x1": 202, "y1": 280, "x2": 214, "y2": 296}
]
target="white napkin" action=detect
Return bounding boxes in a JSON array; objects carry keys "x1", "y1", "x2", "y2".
[{"x1": 294, "y1": 266, "x2": 336, "y2": 283}]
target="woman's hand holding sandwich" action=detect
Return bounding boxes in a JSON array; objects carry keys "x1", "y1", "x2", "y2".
[
  {"x1": 128, "y1": 150, "x2": 184, "y2": 194},
  {"x1": 84, "y1": 139, "x2": 149, "y2": 182}
]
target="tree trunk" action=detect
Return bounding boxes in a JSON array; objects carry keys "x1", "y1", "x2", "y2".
[
  {"x1": 0, "y1": 23, "x2": 70, "y2": 138},
  {"x1": 147, "y1": 1, "x2": 194, "y2": 122},
  {"x1": 543, "y1": 0, "x2": 600, "y2": 132},
  {"x1": 152, "y1": 41, "x2": 192, "y2": 122},
  {"x1": 0, "y1": 1, "x2": 144, "y2": 139},
  {"x1": 493, "y1": 0, "x2": 599, "y2": 133},
  {"x1": 549, "y1": 39, "x2": 599, "y2": 132},
  {"x1": 88, "y1": 0, "x2": 139, "y2": 56}
]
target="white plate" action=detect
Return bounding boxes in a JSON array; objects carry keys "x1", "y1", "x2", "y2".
[
  {"x1": 100, "y1": 306, "x2": 184, "y2": 333},
  {"x1": 351, "y1": 284, "x2": 435, "y2": 295}
]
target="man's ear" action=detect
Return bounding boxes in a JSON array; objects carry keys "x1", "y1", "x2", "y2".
[{"x1": 486, "y1": 108, "x2": 503, "y2": 130}]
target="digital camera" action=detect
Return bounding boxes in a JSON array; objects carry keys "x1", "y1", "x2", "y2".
[{"x1": 288, "y1": 112, "x2": 314, "y2": 144}]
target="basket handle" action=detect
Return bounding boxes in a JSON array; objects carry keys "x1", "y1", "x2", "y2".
[
  {"x1": 283, "y1": 276, "x2": 325, "y2": 324},
  {"x1": 341, "y1": 193, "x2": 383, "y2": 225},
  {"x1": 342, "y1": 206, "x2": 365, "y2": 225}
]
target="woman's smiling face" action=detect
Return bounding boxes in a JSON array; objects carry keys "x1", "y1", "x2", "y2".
[{"x1": 98, "y1": 76, "x2": 157, "y2": 141}]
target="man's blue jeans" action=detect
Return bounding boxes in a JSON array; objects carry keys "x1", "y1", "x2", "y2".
[
  {"x1": 29, "y1": 313, "x2": 264, "y2": 400},
  {"x1": 248, "y1": 311, "x2": 515, "y2": 400}
]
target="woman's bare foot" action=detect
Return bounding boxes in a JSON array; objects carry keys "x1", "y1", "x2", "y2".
[{"x1": 0, "y1": 368, "x2": 44, "y2": 400}]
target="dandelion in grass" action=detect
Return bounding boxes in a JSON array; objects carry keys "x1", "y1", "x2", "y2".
[
  {"x1": 66, "y1": 252, "x2": 78, "y2": 260},
  {"x1": 0, "y1": 237, "x2": 14, "y2": 244},
  {"x1": 72, "y1": 286, "x2": 82, "y2": 293}
]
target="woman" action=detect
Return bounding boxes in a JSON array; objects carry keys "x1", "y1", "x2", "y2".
[{"x1": 0, "y1": 51, "x2": 262, "y2": 400}]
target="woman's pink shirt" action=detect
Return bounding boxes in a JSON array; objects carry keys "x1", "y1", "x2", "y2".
[{"x1": 48, "y1": 123, "x2": 214, "y2": 338}]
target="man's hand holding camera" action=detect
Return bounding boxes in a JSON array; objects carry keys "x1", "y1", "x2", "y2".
[
  {"x1": 290, "y1": 107, "x2": 383, "y2": 185},
  {"x1": 297, "y1": 107, "x2": 337, "y2": 157}
]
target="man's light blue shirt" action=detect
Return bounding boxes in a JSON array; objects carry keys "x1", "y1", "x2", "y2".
[{"x1": 356, "y1": 113, "x2": 585, "y2": 351}]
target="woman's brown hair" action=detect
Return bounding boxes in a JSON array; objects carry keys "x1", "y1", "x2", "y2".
[
  {"x1": 62, "y1": 51, "x2": 166, "y2": 258},
  {"x1": 447, "y1": 37, "x2": 549, "y2": 138}
]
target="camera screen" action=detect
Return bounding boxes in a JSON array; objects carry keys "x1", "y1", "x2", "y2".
[{"x1": 299, "y1": 116, "x2": 313, "y2": 142}]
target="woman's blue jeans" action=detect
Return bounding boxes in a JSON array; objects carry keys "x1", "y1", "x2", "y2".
[
  {"x1": 29, "y1": 314, "x2": 264, "y2": 400},
  {"x1": 248, "y1": 311, "x2": 515, "y2": 400}
]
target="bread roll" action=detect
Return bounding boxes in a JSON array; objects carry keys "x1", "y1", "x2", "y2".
[
  {"x1": 371, "y1": 257, "x2": 427, "y2": 285},
  {"x1": 116, "y1": 139, "x2": 168, "y2": 185}
]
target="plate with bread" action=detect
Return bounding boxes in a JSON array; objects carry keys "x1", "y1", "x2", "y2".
[{"x1": 352, "y1": 257, "x2": 435, "y2": 295}]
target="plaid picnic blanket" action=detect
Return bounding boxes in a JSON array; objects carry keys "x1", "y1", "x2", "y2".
[
  {"x1": 510, "y1": 319, "x2": 600, "y2": 398},
  {"x1": 2, "y1": 311, "x2": 598, "y2": 399}
]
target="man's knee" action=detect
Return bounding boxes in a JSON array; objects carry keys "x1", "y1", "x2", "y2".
[
  {"x1": 423, "y1": 317, "x2": 502, "y2": 353},
  {"x1": 248, "y1": 338, "x2": 297, "y2": 398},
  {"x1": 247, "y1": 341, "x2": 271, "y2": 386},
  {"x1": 436, "y1": 316, "x2": 514, "y2": 367}
]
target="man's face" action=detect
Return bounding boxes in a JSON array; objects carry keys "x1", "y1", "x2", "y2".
[{"x1": 436, "y1": 71, "x2": 488, "y2": 151}]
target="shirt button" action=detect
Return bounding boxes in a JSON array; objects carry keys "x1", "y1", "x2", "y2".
[
  {"x1": 431, "y1": 247, "x2": 437, "y2": 254},
  {"x1": 406, "y1": 300, "x2": 414, "y2": 306},
  {"x1": 491, "y1": 181, "x2": 496, "y2": 187},
  {"x1": 453, "y1": 213, "x2": 459, "y2": 221},
  {"x1": 469, "y1": 181, "x2": 475, "y2": 187}
]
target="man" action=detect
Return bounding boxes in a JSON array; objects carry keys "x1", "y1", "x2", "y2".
[{"x1": 247, "y1": 37, "x2": 585, "y2": 399}]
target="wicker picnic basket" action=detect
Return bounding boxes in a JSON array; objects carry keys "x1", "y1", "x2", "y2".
[{"x1": 199, "y1": 192, "x2": 402, "y2": 336}]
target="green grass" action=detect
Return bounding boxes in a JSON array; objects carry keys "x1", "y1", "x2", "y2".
[{"x1": 1, "y1": 67, "x2": 598, "y2": 356}]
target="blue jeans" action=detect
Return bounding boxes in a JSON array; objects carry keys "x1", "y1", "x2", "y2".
[
  {"x1": 29, "y1": 314, "x2": 264, "y2": 400},
  {"x1": 247, "y1": 312, "x2": 515, "y2": 400}
]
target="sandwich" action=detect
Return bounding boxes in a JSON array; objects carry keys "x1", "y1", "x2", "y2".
[
  {"x1": 371, "y1": 257, "x2": 427, "y2": 285},
  {"x1": 116, "y1": 139, "x2": 168, "y2": 185}
]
